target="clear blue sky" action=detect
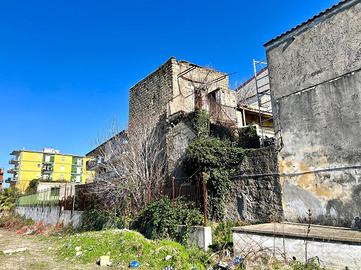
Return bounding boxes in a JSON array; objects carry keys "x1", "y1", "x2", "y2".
[{"x1": 0, "y1": 0, "x2": 339, "y2": 187}]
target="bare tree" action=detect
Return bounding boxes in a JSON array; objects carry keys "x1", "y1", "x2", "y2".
[{"x1": 87, "y1": 116, "x2": 167, "y2": 215}]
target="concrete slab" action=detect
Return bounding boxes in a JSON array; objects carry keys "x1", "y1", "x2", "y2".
[
  {"x1": 233, "y1": 222, "x2": 361, "y2": 244},
  {"x1": 232, "y1": 222, "x2": 361, "y2": 269}
]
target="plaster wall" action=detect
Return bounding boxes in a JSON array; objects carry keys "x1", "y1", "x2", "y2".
[
  {"x1": 233, "y1": 231, "x2": 361, "y2": 270},
  {"x1": 266, "y1": 0, "x2": 361, "y2": 225},
  {"x1": 15, "y1": 206, "x2": 83, "y2": 228}
]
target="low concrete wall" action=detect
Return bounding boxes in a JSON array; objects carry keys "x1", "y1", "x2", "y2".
[
  {"x1": 15, "y1": 206, "x2": 83, "y2": 228},
  {"x1": 233, "y1": 223, "x2": 361, "y2": 269},
  {"x1": 178, "y1": 225, "x2": 212, "y2": 251}
]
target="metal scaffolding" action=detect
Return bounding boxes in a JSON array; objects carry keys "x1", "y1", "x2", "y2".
[{"x1": 253, "y1": 59, "x2": 272, "y2": 146}]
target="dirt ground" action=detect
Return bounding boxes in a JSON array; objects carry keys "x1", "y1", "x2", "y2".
[{"x1": 0, "y1": 229, "x2": 96, "y2": 270}]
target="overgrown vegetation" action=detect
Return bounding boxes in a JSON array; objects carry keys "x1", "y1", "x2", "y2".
[
  {"x1": 210, "y1": 221, "x2": 243, "y2": 254},
  {"x1": 0, "y1": 213, "x2": 34, "y2": 230},
  {"x1": 189, "y1": 109, "x2": 210, "y2": 138},
  {"x1": 185, "y1": 110, "x2": 261, "y2": 220},
  {"x1": 80, "y1": 209, "x2": 125, "y2": 231},
  {"x1": 237, "y1": 126, "x2": 260, "y2": 149},
  {"x1": 0, "y1": 188, "x2": 18, "y2": 211},
  {"x1": 186, "y1": 138, "x2": 244, "y2": 220},
  {"x1": 131, "y1": 198, "x2": 203, "y2": 240},
  {"x1": 254, "y1": 256, "x2": 325, "y2": 270},
  {"x1": 57, "y1": 229, "x2": 213, "y2": 270},
  {"x1": 25, "y1": 179, "x2": 40, "y2": 194}
]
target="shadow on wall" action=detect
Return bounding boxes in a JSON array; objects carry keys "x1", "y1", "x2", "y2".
[{"x1": 288, "y1": 183, "x2": 361, "y2": 229}]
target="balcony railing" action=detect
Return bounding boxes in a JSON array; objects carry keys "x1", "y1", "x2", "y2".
[
  {"x1": 9, "y1": 158, "x2": 19, "y2": 164},
  {"x1": 7, "y1": 168, "x2": 18, "y2": 174}
]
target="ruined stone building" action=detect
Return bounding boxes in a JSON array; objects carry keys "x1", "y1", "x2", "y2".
[
  {"x1": 128, "y1": 58, "x2": 238, "y2": 130},
  {"x1": 265, "y1": 0, "x2": 361, "y2": 226},
  {"x1": 127, "y1": 57, "x2": 282, "y2": 221},
  {"x1": 127, "y1": 58, "x2": 278, "y2": 177},
  {"x1": 128, "y1": 58, "x2": 242, "y2": 177}
]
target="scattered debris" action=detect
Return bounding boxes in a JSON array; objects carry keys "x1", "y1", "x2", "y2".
[
  {"x1": 2, "y1": 247, "x2": 28, "y2": 255},
  {"x1": 98, "y1": 255, "x2": 112, "y2": 267},
  {"x1": 217, "y1": 261, "x2": 229, "y2": 269},
  {"x1": 15, "y1": 221, "x2": 54, "y2": 235},
  {"x1": 233, "y1": 256, "x2": 244, "y2": 265},
  {"x1": 165, "y1": 255, "x2": 172, "y2": 261},
  {"x1": 129, "y1": 260, "x2": 140, "y2": 268}
]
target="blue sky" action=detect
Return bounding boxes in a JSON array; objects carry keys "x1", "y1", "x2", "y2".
[{"x1": 0, "y1": 0, "x2": 339, "y2": 187}]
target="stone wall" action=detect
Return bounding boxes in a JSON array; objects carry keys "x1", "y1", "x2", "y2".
[
  {"x1": 128, "y1": 58, "x2": 238, "y2": 177},
  {"x1": 128, "y1": 58, "x2": 174, "y2": 132},
  {"x1": 226, "y1": 146, "x2": 283, "y2": 222},
  {"x1": 265, "y1": 0, "x2": 361, "y2": 225}
]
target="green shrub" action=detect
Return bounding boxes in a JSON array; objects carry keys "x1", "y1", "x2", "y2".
[
  {"x1": 25, "y1": 179, "x2": 40, "y2": 194},
  {"x1": 186, "y1": 137, "x2": 245, "y2": 220},
  {"x1": 237, "y1": 126, "x2": 260, "y2": 148},
  {"x1": 210, "y1": 221, "x2": 241, "y2": 252},
  {"x1": 131, "y1": 198, "x2": 203, "y2": 240},
  {"x1": 190, "y1": 109, "x2": 210, "y2": 138},
  {"x1": 289, "y1": 258, "x2": 323, "y2": 270},
  {"x1": 80, "y1": 209, "x2": 124, "y2": 231},
  {"x1": 0, "y1": 188, "x2": 19, "y2": 211}
]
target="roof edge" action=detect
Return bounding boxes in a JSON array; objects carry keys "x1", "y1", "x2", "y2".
[{"x1": 264, "y1": 0, "x2": 358, "y2": 50}]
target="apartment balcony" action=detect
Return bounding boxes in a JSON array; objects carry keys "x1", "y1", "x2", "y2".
[
  {"x1": 9, "y1": 158, "x2": 19, "y2": 164},
  {"x1": 86, "y1": 157, "x2": 105, "y2": 171},
  {"x1": 7, "y1": 168, "x2": 18, "y2": 174}
]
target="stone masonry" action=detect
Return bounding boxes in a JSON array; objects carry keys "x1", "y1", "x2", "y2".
[{"x1": 128, "y1": 57, "x2": 239, "y2": 177}]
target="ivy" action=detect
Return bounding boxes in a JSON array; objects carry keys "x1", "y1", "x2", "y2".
[
  {"x1": 131, "y1": 198, "x2": 203, "y2": 241},
  {"x1": 189, "y1": 109, "x2": 209, "y2": 138},
  {"x1": 184, "y1": 111, "x2": 262, "y2": 221},
  {"x1": 237, "y1": 126, "x2": 260, "y2": 148},
  {"x1": 186, "y1": 137, "x2": 245, "y2": 221}
]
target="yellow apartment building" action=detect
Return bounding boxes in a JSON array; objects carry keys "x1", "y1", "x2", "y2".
[{"x1": 8, "y1": 148, "x2": 94, "y2": 192}]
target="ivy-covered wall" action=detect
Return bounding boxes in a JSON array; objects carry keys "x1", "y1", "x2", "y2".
[{"x1": 166, "y1": 110, "x2": 283, "y2": 222}]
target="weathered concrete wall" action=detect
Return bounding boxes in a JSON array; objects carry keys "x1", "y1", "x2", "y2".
[
  {"x1": 226, "y1": 147, "x2": 283, "y2": 222},
  {"x1": 265, "y1": 0, "x2": 361, "y2": 225},
  {"x1": 233, "y1": 228, "x2": 361, "y2": 270},
  {"x1": 266, "y1": 0, "x2": 361, "y2": 99},
  {"x1": 15, "y1": 206, "x2": 83, "y2": 228}
]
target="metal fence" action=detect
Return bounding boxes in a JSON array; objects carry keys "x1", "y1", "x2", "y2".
[{"x1": 16, "y1": 187, "x2": 60, "y2": 207}]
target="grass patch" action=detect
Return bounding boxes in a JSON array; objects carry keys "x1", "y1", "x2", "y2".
[{"x1": 57, "y1": 229, "x2": 212, "y2": 269}]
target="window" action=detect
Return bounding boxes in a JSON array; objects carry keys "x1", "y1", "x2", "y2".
[
  {"x1": 37, "y1": 163, "x2": 40, "y2": 168},
  {"x1": 61, "y1": 157, "x2": 65, "y2": 162},
  {"x1": 60, "y1": 165, "x2": 65, "y2": 171}
]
